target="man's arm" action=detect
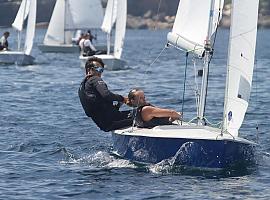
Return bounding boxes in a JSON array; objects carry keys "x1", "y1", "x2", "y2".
[
  {"x1": 141, "y1": 106, "x2": 181, "y2": 122},
  {"x1": 94, "y1": 78, "x2": 124, "y2": 102}
]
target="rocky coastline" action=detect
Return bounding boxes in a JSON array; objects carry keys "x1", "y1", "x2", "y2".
[
  {"x1": 1, "y1": 0, "x2": 270, "y2": 29},
  {"x1": 126, "y1": 6, "x2": 270, "y2": 29}
]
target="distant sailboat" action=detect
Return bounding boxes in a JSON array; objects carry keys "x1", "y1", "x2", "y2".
[
  {"x1": 0, "y1": 0, "x2": 36, "y2": 65},
  {"x1": 112, "y1": 0, "x2": 260, "y2": 169},
  {"x1": 80, "y1": 0, "x2": 127, "y2": 69},
  {"x1": 38, "y1": 0, "x2": 104, "y2": 53}
]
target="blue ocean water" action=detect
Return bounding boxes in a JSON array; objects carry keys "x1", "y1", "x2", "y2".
[{"x1": 1, "y1": 28, "x2": 270, "y2": 199}]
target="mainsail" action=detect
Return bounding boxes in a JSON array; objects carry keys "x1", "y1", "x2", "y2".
[
  {"x1": 167, "y1": 0, "x2": 224, "y2": 56},
  {"x1": 44, "y1": 0, "x2": 103, "y2": 45},
  {"x1": 12, "y1": 0, "x2": 30, "y2": 31},
  {"x1": 44, "y1": 0, "x2": 65, "y2": 45},
  {"x1": 101, "y1": 0, "x2": 117, "y2": 34},
  {"x1": 114, "y1": 0, "x2": 126, "y2": 59},
  {"x1": 24, "y1": 0, "x2": 36, "y2": 55},
  {"x1": 223, "y1": 0, "x2": 260, "y2": 136},
  {"x1": 66, "y1": 0, "x2": 104, "y2": 30}
]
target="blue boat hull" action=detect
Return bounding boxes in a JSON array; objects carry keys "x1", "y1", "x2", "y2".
[{"x1": 111, "y1": 133, "x2": 256, "y2": 169}]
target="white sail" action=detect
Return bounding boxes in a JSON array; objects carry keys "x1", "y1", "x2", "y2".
[
  {"x1": 113, "y1": 0, "x2": 126, "y2": 59},
  {"x1": 167, "y1": 0, "x2": 224, "y2": 56},
  {"x1": 44, "y1": 0, "x2": 104, "y2": 46},
  {"x1": 24, "y1": 0, "x2": 36, "y2": 55},
  {"x1": 66, "y1": 0, "x2": 103, "y2": 30},
  {"x1": 101, "y1": 0, "x2": 117, "y2": 34},
  {"x1": 12, "y1": 0, "x2": 30, "y2": 31},
  {"x1": 44, "y1": 0, "x2": 65, "y2": 45},
  {"x1": 223, "y1": 0, "x2": 259, "y2": 136}
]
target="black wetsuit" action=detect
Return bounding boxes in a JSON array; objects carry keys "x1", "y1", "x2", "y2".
[
  {"x1": 135, "y1": 104, "x2": 172, "y2": 128},
  {"x1": 0, "y1": 38, "x2": 8, "y2": 50},
  {"x1": 83, "y1": 46, "x2": 96, "y2": 56},
  {"x1": 78, "y1": 75, "x2": 133, "y2": 131}
]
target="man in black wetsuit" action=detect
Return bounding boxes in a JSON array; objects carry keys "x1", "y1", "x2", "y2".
[
  {"x1": 78, "y1": 56, "x2": 133, "y2": 131},
  {"x1": 0, "y1": 31, "x2": 10, "y2": 51}
]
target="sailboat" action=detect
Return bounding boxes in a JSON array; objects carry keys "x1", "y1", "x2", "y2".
[
  {"x1": 112, "y1": 0, "x2": 260, "y2": 169},
  {"x1": 38, "y1": 0, "x2": 104, "y2": 53},
  {"x1": 0, "y1": 0, "x2": 36, "y2": 65},
  {"x1": 79, "y1": 0, "x2": 127, "y2": 69}
]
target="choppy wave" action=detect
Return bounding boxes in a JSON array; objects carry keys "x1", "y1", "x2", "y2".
[{"x1": 1, "y1": 28, "x2": 270, "y2": 199}]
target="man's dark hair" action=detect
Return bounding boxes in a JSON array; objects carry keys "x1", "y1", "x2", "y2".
[
  {"x1": 3, "y1": 31, "x2": 10, "y2": 36},
  {"x1": 85, "y1": 56, "x2": 104, "y2": 74}
]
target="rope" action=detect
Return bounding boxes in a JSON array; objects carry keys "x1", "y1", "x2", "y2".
[
  {"x1": 181, "y1": 52, "x2": 189, "y2": 125},
  {"x1": 192, "y1": 57, "x2": 200, "y2": 117},
  {"x1": 142, "y1": 44, "x2": 169, "y2": 85},
  {"x1": 254, "y1": 57, "x2": 259, "y2": 143},
  {"x1": 203, "y1": 117, "x2": 222, "y2": 128},
  {"x1": 129, "y1": 45, "x2": 166, "y2": 131},
  {"x1": 130, "y1": 108, "x2": 138, "y2": 132}
]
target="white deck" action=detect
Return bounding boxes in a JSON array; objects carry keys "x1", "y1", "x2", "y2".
[
  {"x1": 0, "y1": 51, "x2": 34, "y2": 65},
  {"x1": 113, "y1": 122, "x2": 256, "y2": 145}
]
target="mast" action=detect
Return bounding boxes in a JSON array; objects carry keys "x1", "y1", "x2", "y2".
[
  {"x1": 198, "y1": 0, "x2": 216, "y2": 125},
  {"x1": 64, "y1": 0, "x2": 67, "y2": 44},
  {"x1": 107, "y1": 32, "x2": 111, "y2": 55}
]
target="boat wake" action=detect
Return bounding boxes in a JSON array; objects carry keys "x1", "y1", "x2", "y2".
[
  {"x1": 60, "y1": 151, "x2": 137, "y2": 169},
  {"x1": 59, "y1": 145, "x2": 257, "y2": 177}
]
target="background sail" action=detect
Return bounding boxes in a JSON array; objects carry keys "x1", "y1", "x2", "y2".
[
  {"x1": 44, "y1": 0, "x2": 65, "y2": 45},
  {"x1": 12, "y1": 0, "x2": 30, "y2": 31},
  {"x1": 114, "y1": 0, "x2": 126, "y2": 59},
  {"x1": 24, "y1": 0, "x2": 36, "y2": 55},
  {"x1": 66, "y1": 0, "x2": 103, "y2": 30},
  {"x1": 167, "y1": 0, "x2": 224, "y2": 56},
  {"x1": 223, "y1": 0, "x2": 259, "y2": 136},
  {"x1": 101, "y1": 0, "x2": 117, "y2": 34}
]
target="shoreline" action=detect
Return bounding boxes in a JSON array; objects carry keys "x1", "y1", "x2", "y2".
[
  {"x1": 2, "y1": 15, "x2": 270, "y2": 30},
  {"x1": 126, "y1": 14, "x2": 270, "y2": 30}
]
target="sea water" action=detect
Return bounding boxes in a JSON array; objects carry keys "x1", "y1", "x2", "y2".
[{"x1": 1, "y1": 28, "x2": 270, "y2": 199}]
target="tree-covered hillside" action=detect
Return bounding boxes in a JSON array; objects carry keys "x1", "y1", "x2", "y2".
[{"x1": 1, "y1": 0, "x2": 270, "y2": 28}]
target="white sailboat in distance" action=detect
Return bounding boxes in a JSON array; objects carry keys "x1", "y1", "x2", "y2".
[
  {"x1": 38, "y1": 0, "x2": 104, "y2": 53},
  {"x1": 80, "y1": 0, "x2": 127, "y2": 69},
  {"x1": 0, "y1": 0, "x2": 36, "y2": 65}
]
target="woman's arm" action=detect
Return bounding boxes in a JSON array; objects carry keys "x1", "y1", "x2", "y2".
[{"x1": 141, "y1": 106, "x2": 181, "y2": 122}]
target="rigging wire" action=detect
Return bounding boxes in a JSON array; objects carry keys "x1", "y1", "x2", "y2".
[
  {"x1": 181, "y1": 52, "x2": 189, "y2": 125},
  {"x1": 192, "y1": 57, "x2": 200, "y2": 117},
  {"x1": 130, "y1": 45, "x2": 168, "y2": 132},
  {"x1": 254, "y1": 56, "x2": 259, "y2": 143},
  {"x1": 128, "y1": 0, "x2": 167, "y2": 131},
  {"x1": 142, "y1": 44, "x2": 168, "y2": 86},
  {"x1": 154, "y1": 0, "x2": 163, "y2": 30}
]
